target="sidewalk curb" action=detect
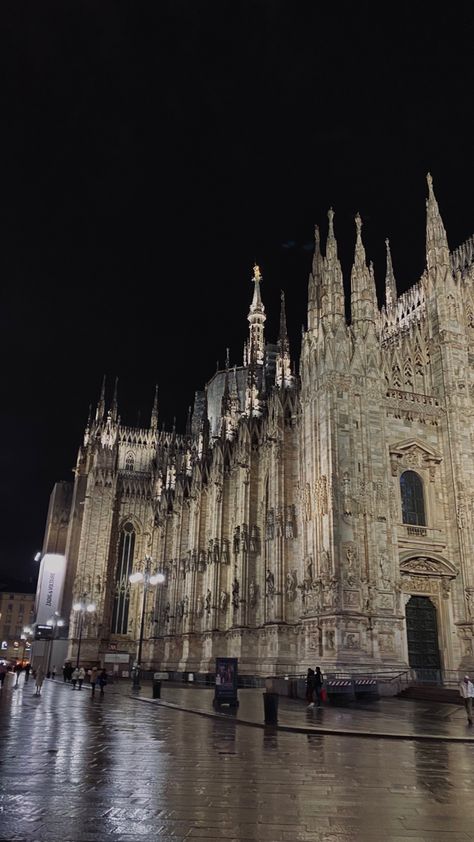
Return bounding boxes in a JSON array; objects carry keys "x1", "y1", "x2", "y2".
[{"x1": 129, "y1": 694, "x2": 474, "y2": 744}]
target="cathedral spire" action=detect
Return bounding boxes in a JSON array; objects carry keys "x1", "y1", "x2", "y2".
[
  {"x1": 350, "y1": 213, "x2": 378, "y2": 327},
  {"x1": 111, "y1": 376, "x2": 119, "y2": 423},
  {"x1": 150, "y1": 385, "x2": 159, "y2": 431},
  {"x1": 246, "y1": 263, "x2": 266, "y2": 366},
  {"x1": 95, "y1": 375, "x2": 106, "y2": 422},
  {"x1": 275, "y1": 291, "x2": 294, "y2": 389},
  {"x1": 186, "y1": 404, "x2": 192, "y2": 437},
  {"x1": 426, "y1": 172, "x2": 450, "y2": 274},
  {"x1": 385, "y1": 238, "x2": 397, "y2": 309},
  {"x1": 320, "y1": 208, "x2": 346, "y2": 326},
  {"x1": 308, "y1": 224, "x2": 322, "y2": 331}
]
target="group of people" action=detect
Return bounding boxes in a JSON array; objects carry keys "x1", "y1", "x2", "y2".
[
  {"x1": 305, "y1": 666, "x2": 325, "y2": 708},
  {"x1": 63, "y1": 662, "x2": 108, "y2": 696}
]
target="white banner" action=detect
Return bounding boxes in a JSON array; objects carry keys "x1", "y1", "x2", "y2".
[{"x1": 35, "y1": 553, "x2": 66, "y2": 626}]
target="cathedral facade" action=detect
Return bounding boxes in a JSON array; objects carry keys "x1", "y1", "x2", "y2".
[{"x1": 42, "y1": 175, "x2": 474, "y2": 678}]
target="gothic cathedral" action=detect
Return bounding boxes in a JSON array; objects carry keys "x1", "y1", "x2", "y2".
[{"x1": 42, "y1": 175, "x2": 474, "y2": 678}]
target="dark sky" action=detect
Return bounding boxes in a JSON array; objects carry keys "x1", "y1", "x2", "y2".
[{"x1": 2, "y1": 2, "x2": 474, "y2": 583}]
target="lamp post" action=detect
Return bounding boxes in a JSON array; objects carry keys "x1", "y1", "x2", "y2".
[
  {"x1": 72, "y1": 595, "x2": 96, "y2": 668},
  {"x1": 129, "y1": 556, "x2": 165, "y2": 689},
  {"x1": 45, "y1": 612, "x2": 65, "y2": 677},
  {"x1": 20, "y1": 626, "x2": 33, "y2": 664}
]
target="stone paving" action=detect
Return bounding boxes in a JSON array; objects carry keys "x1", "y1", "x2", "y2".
[{"x1": 2, "y1": 671, "x2": 474, "y2": 841}]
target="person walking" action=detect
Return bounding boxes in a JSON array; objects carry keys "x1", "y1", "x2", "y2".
[
  {"x1": 90, "y1": 666, "x2": 98, "y2": 697},
  {"x1": 314, "y1": 666, "x2": 324, "y2": 707},
  {"x1": 24, "y1": 663, "x2": 31, "y2": 683},
  {"x1": 97, "y1": 669, "x2": 107, "y2": 697},
  {"x1": 51, "y1": 665, "x2": 56, "y2": 680},
  {"x1": 71, "y1": 667, "x2": 79, "y2": 689},
  {"x1": 459, "y1": 674, "x2": 474, "y2": 725},
  {"x1": 14, "y1": 662, "x2": 22, "y2": 688},
  {"x1": 0, "y1": 663, "x2": 7, "y2": 689},
  {"x1": 306, "y1": 668, "x2": 316, "y2": 708},
  {"x1": 35, "y1": 665, "x2": 45, "y2": 696},
  {"x1": 78, "y1": 666, "x2": 85, "y2": 690}
]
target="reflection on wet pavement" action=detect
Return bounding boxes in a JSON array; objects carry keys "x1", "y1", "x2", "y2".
[{"x1": 1, "y1": 673, "x2": 474, "y2": 841}]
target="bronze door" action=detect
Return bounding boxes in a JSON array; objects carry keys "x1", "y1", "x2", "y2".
[{"x1": 406, "y1": 595, "x2": 441, "y2": 683}]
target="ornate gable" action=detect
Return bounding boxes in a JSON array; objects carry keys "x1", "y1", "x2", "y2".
[
  {"x1": 400, "y1": 554, "x2": 456, "y2": 578},
  {"x1": 389, "y1": 437, "x2": 442, "y2": 479}
]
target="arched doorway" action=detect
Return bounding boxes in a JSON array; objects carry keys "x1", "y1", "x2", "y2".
[{"x1": 406, "y1": 595, "x2": 441, "y2": 683}]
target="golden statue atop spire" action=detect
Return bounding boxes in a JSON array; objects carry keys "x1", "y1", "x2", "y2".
[{"x1": 253, "y1": 263, "x2": 262, "y2": 282}]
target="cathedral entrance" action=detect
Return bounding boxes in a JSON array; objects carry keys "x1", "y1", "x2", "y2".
[{"x1": 406, "y1": 595, "x2": 441, "y2": 683}]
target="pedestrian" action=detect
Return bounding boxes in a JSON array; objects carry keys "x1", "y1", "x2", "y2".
[
  {"x1": 306, "y1": 668, "x2": 315, "y2": 708},
  {"x1": 0, "y1": 663, "x2": 7, "y2": 689},
  {"x1": 459, "y1": 674, "x2": 474, "y2": 725},
  {"x1": 51, "y1": 665, "x2": 56, "y2": 680},
  {"x1": 97, "y1": 668, "x2": 107, "y2": 697},
  {"x1": 71, "y1": 667, "x2": 79, "y2": 689},
  {"x1": 35, "y1": 665, "x2": 45, "y2": 696},
  {"x1": 78, "y1": 666, "x2": 85, "y2": 690},
  {"x1": 313, "y1": 666, "x2": 324, "y2": 707},
  {"x1": 90, "y1": 666, "x2": 98, "y2": 697},
  {"x1": 24, "y1": 663, "x2": 31, "y2": 683},
  {"x1": 62, "y1": 663, "x2": 67, "y2": 682},
  {"x1": 14, "y1": 662, "x2": 22, "y2": 688}
]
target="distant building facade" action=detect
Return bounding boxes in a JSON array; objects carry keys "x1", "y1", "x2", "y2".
[
  {"x1": 41, "y1": 175, "x2": 474, "y2": 677},
  {"x1": 0, "y1": 584, "x2": 35, "y2": 663}
]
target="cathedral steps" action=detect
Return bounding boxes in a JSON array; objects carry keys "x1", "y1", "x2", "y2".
[{"x1": 398, "y1": 685, "x2": 462, "y2": 705}]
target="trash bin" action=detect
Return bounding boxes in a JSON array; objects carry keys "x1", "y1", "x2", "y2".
[
  {"x1": 263, "y1": 691, "x2": 279, "y2": 724},
  {"x1": 152, "y1": 674, "x2": 162, "y2": 699}
]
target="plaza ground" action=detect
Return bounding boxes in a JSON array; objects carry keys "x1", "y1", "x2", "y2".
[{"x1": 1, "y1": 672, "x2": 474, "y2": 841}]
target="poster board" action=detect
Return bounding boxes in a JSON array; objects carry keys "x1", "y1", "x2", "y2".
[{"x1": 214, "y1": 657, "x2": 238, "y2": 706}]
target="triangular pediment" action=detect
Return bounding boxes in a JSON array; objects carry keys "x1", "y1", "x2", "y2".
[{"x1": 389, "y1": 437, "x2": 442, "y2": 463}]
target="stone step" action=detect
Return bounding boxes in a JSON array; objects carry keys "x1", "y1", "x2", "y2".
[{"x1": 398, "y1": 685, "x2": 462, "y2": 704}]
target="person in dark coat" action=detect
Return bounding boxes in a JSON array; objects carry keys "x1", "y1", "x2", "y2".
[
  {"x1": 306, "y1": 668, "x2": 316, "y2": 708},
  {"x1": 313, "y1": 666, "x2": 324, "y2": 706},
  {"x1": 97, "y1": 669, "x2": 107, "y2": 697}
]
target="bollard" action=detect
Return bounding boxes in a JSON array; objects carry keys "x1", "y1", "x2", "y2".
[
  {"x1": 263, "y1": 691, "x2": 279, "y2": 724},
  {"x1": 152, "y1": 674, "x2": 162, "y2": 699}
]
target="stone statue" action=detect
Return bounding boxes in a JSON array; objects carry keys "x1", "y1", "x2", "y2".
[
  {"x1": 249, "y1": 581, "x2": 257, "y2": 607},
  {"x1": 198, "y1": 550, "x2": 206, "y2": 573},
  {"x1": 197, "y1": 594, "x2": 205, "y2": 618},
  {"x1": 233, "y1": 526, "x2": 240, "y2": 554},
  {"x1": 304, "y1": 555, "x2": 313, "y2": 586},
  {"x1": 232, "y1": 578, "x2": 240, "y2": 608},
  {"x1": 286, "y1": 570, "x2": 297, "y2": 601},
  {"x1": 184, "y1": 595, "x2": 189, "y2": 616},
  {"x1": 266, "y1": 569, "x2": 275, "y2": 595},
  {"x1": 250, "y1": 524, "x2": 258, "y2": 552},
  {"x1": 205, "y1": 589, "x2": 212, "y2": 614},
  {"x1": 266, "y1": 509, "x2": 274, "y2": 540},
  {"x1": 379, "y1": 552, "x2": 391, "y2": 586},
  {"x1": 219, "y1": 590, "x2": 228, "y2": 611},
  {"x1": 164, "y1": 602, "x2": 170, "y2": 623}
]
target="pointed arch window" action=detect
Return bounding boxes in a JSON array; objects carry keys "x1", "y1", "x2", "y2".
[
  {"x1": 400, "y1": 471, "x2": 426, "y2": 526},
  {"x1": 111, "y1": 522, "x2": 135, "y2": 634},
  {"x1": 125, "y1": 453, "x2": 134, "y2": 471}
]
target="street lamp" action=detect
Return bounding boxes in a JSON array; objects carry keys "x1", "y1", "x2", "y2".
[
  {"x1": 72, "y1": 595, "x2": 96, "y2": 668},
  {"x1": 129, "y1": 556, "x2": 165, "y2": 689},
  {"x1": 45, "y1": 612, "x2": 65, "y2": 677},
  {"x1": 21, "y1": 626, "x2": 33, "y2": 664}
]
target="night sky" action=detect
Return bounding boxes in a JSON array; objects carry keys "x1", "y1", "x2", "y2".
[{"x1": 2, "y1": 2, "x2": 474, "y2": 583}]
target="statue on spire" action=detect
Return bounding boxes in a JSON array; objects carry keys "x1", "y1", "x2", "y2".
[{"x1": 253, "y1": 263, "x2": 262, "y2": 282}]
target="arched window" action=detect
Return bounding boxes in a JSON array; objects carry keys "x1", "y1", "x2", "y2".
[
  {"x1": 400, "y1": 471, "x2": 426, "y2": 526},
  {"x1": 111, "y1": 522, "x2": 135, "y2": 634},
  {"x1": 125, "y1": 453, "x2": 134, "y2": 471}
]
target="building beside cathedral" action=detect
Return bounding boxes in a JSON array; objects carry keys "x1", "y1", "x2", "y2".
[{"x1": 39, "y1": 175, "x2": 474, "y2": 680}]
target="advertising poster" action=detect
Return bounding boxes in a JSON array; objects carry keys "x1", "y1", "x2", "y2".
[
  {"x1": 214, "y1": 657, "x2": 238, "y2": 705},
  {"x1": 35, "y1": 553, "x2": 66, "y2": 625}
]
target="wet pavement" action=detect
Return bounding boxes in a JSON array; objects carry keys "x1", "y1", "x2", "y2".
[
  {"x1": 138, "y1": 682, "x2": 474, "y2": 742},
  {"x1": 1, "y1": 672, "x2": 474, "y2": 842}
]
